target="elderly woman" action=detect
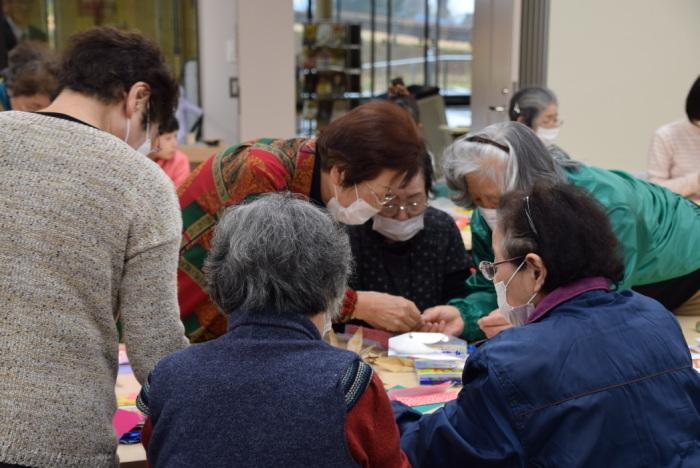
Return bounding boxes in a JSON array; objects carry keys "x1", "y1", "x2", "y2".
[
  {"x1": 1, "y1": 41, "x2": 60, "y2": 111},
  {"x1": 422, "y1": 121, "x2": 700, "y2": 341},
  {"x1": 347, "y1": 151, "x2": 470, "y2": 334},
  {"x1": 137, "y1": 194, "x2": 409, "y2": 467},
  {"x1": 179, "y1": 101, "x2": 426, "y2": 341},
  {"x1": 508, "y1": 86, "x2": 571, "y2": 160},
  {"x1": 394, "y1": 183, "x2": 700, "y2": 467}
]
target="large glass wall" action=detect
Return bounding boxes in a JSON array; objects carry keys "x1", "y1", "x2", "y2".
[{"x1": 2, "y1": 0, "x2": 198, "y2": 96}]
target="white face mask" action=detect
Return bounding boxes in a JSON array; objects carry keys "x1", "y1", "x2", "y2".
[
  {"x1": 372, "y1": 213, "x2": 425, "y2": 242},
  {"x1": 124, "y1": 111, "x2": 152, "y2": 154},
  {"x1": 494, "y1": 260, "x2": 537, "y2": 326},
  {"x1": 136, "y1": 117, "x2": 152, "y2": 156},
  {"x1": 479, "y1": 208, "x2": 498, "y2": 230},
  {"x1": 326, "y1": 185, "x2": 380, "y2": 225},
  {"x1": 536, "y1": 126, "x2": 560, "y2": 144}
]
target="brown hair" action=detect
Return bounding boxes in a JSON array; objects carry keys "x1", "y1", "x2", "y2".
[
  {"x1": 316, "y1": 100, "x2": 424, "y2": 187},
  {"x1": 4, "y1": 41, "x2": 60, "y2": 99},
  {"x1": 58, "y1": 27, "x2": 178, "y2": 128}
]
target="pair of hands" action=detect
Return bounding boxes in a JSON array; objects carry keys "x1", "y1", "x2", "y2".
[{"x1": 354, "y1": 291, "x2": 512, "y2": 339}]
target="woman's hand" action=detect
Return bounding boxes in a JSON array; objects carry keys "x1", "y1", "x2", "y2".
[
  {"x1": 477, "y1": 309, "x2": 512, "y2": 338},
  {"x1": 420, "y1": 306, "x2": 465, "y2": 337},
  {"x1": 354, "y1": 291, "x2": 422, "y2": 333}
]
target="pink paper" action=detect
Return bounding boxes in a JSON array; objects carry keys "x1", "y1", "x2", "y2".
[
  {"x1": 113, "y1": 409, "x2": 144, "y2": 438},
  {"x1": 394, "y1": 391, "x2": 459, "y2": 407},
  {"x1": 388, "y1": 382, "x2": 453, "y2": 399},
  {"x1": 345, "y1": 325, "x2": 393, "y2": 350}
]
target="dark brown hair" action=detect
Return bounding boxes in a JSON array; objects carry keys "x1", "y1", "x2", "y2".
[
  {"x1": 498, "y1": 182, "x2": 624, "y2": 292},
  {"x1": 316, "y1": 100, "x2": 424, "y2": 187},
  {"x1": 686, "y1": 75, "x2": 700, "y2": 122},
  {"x1": 58, "y1": 27, "x2": 178, "y2": 128},
  {"x1": 4, "y1": 41, "x2": 60, "y2": 98}
]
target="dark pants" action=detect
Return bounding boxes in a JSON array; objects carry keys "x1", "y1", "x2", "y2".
[{"x1": 632, "y1": 268, "x2": 700, "y2": 311}]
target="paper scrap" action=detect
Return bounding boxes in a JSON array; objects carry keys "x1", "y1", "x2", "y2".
[
  {"x1": 393, "y1": 391, "x2": 459, "y2": 408},
  {"x1": 388, "y1": 381, "x2": 452, "y2": 399},
  {"x1": 113, "y1": 409, "x2": 144, "y2": 438}
]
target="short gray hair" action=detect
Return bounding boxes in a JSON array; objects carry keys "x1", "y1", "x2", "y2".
[
  {"x1": 205, "y1": 193, "x2": 352, "y2": 318},
  {"x1": 508, "y1": 86, "x2": 558, "y2": 128},
  {"x1": 443, "y1": 121, "x2": 573, "y2": 207}
]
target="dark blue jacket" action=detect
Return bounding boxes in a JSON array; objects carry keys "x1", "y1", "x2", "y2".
[
  {"x1": 141, "y1": 312, "x2": 370, "y2": 468},
  {"x1": 394, "y1": 287, "x2": 700, "y2": 467}
]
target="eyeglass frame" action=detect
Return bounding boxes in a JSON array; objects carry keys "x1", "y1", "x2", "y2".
[
  {"x1": 365, "y1": 183, "x2": 398, "y2": 207},
  {"x1": 478, "y1": 256, "x2": 524, "y2": 281},
  {"x1": 379, "y1": 196, "x2": 429, "y2": 217}
]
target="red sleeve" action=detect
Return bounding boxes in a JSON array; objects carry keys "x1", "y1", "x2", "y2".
[
  {"x1": 141, "y1": 416, "x2": 153, "y2": 453},
  {"x1": 345, "y1": 373, "x2": 411, "y2": 468}
]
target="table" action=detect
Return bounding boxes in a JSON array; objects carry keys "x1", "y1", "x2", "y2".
[{"x1": 116, "y1": 315, "x2": 700, "y2": 466}]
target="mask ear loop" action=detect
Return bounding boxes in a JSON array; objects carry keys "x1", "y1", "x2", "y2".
[{"x1": 504, "y1": 259, "x2": 527, "y2": 288}]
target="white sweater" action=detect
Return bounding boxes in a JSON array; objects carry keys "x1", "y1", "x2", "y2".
[
  {"x1": 647, "y1": 119, "x2": 700, "y2": 198},
  {"x1": 0, "y1": 112, "x2": 188, "y2": 467}
]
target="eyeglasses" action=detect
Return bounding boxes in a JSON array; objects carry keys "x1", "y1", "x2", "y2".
[
  {"x1": 380, "y1": 197, "x2": 428, "y2": 217},
  {"x1": 466, "y1": 135, "x2": 510, "y2": 154},
  {"x1": 478, "y1": 256, "x2": 524, "y2": 281},
  {"x1": 365, "y1": 183, "x2": 398, "y2": 207}
]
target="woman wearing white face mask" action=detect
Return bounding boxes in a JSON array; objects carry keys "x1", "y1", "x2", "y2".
[
  {"x1": 508, "y1": 86, "x2": 571, "y2": 162},
  {"x1": 392, "y1": 183, "x2": 700, "y2": 467},
  {"x1": 346, "y1": 153, "x2": 470, "y2": 332},
  {"x1": 178, "y1": 101, "x2": 427, "y2": 340}
]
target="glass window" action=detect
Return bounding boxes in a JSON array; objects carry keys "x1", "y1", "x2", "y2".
[{"x1": 1, "y1": 0, "x2": 199, "y2": 99}]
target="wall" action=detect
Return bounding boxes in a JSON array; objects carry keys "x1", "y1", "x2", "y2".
[
  {"x1": 198, "y1": 0, "x2": 239, "y2": 144},
  {"x1": 237, "y1": 0, "x2": 296, "y2": 140},
  {"x1": 547, "y1": 0, "x2": 700, "y2": 172}
]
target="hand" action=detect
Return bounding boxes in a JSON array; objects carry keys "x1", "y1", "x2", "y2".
[
  {"x1": 477, "y1": 309, "x2": 512, "y2": 338},
  {"x1": 354, "y1": 291, "x2": 422, "y2": 333},
  {"x1": 420, "y1": 306, "x2": 465, "y2": 337}
]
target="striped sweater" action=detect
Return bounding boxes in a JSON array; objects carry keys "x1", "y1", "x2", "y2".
[{"x1": 0, "y1": 112, "x2": 188, "y2": 467}]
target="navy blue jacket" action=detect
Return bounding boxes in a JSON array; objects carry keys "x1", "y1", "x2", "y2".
[
  {"x1": 394, "y1": 286, "x2": 700, "y2": 467},
  {"x1": 140, "y1": 312, "x2": 370, "y2": 468}
]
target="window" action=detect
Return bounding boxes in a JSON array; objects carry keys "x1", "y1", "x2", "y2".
[{"x1": 296, "y1": 0, "x2": 473, "y2": 101}]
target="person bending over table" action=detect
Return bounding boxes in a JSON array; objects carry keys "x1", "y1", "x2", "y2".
[
  {"x1": 347, "y1": 152, "x2": 470, "y2": 336},
  {"x1": 422, "y1": 121, "x2": 700, "y2": 341},
  {"x1": 393, "y1": 183, "x2": 700, "y2": 467},
  {"x1": 138, "y1": 194, "x2": 409, "y2": 468},
  {"x1": 178, "y1": 101, "x2": 426, "y2": 341}
]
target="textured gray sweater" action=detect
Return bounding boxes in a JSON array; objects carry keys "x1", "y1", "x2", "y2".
[{"x1": 0, "y1": 112, "x2": 189, "y2": 467}]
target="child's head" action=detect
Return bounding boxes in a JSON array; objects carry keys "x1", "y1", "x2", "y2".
[{"x1": 152, "y1": 116, "x2": 179, "y2": 160}]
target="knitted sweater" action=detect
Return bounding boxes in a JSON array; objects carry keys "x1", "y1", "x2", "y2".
[{"x1": 0, "y1": 112, "x2": 189, "y2": 467}]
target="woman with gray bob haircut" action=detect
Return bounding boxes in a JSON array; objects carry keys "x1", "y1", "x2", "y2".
[
  {"x1": 137, "y1": 193, "x2": 411, "y2": 468},
  {"x1": 206, "y1": 193, "x2": 351, "y2": 321},
  {"x1": 422, "y1": 120, "x2": 700, "y2": 344},
  {"x1": 508, "y1": 86, "x2": 571, "y2": 160}
]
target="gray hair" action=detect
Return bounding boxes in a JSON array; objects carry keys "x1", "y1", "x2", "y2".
[
  {"x1": 508, "y1": 86, "x2": 558, "y2": 128},
  {"x1": 205, "y1": 193, "x2": 352, "y2": 318},
  {"x1": 443, "y1": 121, "x2": 575, "y2": 207}
]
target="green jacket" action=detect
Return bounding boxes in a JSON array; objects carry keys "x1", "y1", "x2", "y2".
[{"x1": 450, "y1": 163, "x2": 700, "y2": 342}]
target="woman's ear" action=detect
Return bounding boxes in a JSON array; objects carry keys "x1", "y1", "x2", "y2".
[
  {"x1": 329, "y1": 165, "x2": 345, "y2": 187},
  {"x1": 526, "y1": 253, "x2": 547, "y2": 292}
]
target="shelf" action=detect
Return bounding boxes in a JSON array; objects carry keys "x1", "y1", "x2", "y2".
[
  {"x1": 302, "y1": 67, "x2": 362, "y2": 75},
  {"x1": 299, "y1": 92, "x2": 362, "y2": 100}
]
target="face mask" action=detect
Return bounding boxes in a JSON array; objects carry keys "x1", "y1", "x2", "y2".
[
  {"x1": 537, "y1": 126, "x2": 560, "y2": 144},
  {"x1": 372, "y1": 213, "x2": 425, "y2": 242},
  {"x1": 494, "y1": 260, "x2": 537, "y2": 326},
  {"x1": 136, "y1": 117, "x2": 152, "y2": 156},
  {"x1": 326, "y1": 185, "x2": 380, "y2": 225},
  {"x1": 479, "y1": 208, "x2": 498, "y2": 230}
]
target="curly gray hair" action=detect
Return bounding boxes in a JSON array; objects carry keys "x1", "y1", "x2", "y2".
[{"x1": 205, "y1": 193, "x2": 352, "y2": 318}]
